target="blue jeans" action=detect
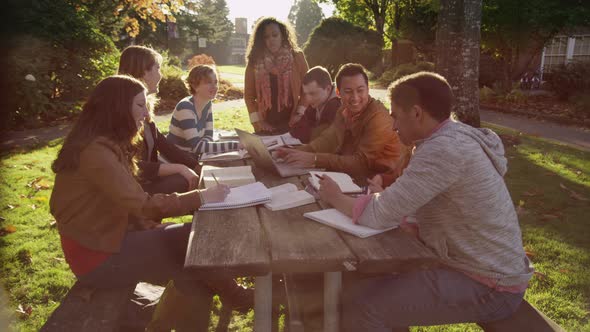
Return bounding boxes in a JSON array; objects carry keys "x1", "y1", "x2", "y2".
[{"x1": 342, "y1": 268, "x2": 524, "y2": 332}]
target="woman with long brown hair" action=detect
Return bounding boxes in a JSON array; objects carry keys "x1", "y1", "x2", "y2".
[
  {"x1": 118, "y1": 45, "x2": 200, "y2": 194},
  {"x1": 50, "y1": 75, "x2": 247, "y2": 330},
  {"x1": 245, "y1": 17, "x2": 309, "y2": 134}
]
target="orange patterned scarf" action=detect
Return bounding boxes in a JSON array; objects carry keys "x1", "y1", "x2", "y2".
[{"x1": 254, "y1": 46, "x2": 294, "y2": 119}]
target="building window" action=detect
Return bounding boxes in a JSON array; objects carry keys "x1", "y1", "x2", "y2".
[
  {"x1": 544, "y1": 36, "x2": 568, "y2": 71},
  {"x1": 573, "y1": 35, "x2": 590, "y2": 63}
]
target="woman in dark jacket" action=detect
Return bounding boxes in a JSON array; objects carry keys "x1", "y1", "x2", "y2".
[{"x1": 118, "y1": 45, "x2": 200, "y2": 194}]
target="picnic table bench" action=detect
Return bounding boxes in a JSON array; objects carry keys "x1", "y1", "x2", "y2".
[{"x1": 185, "y1": 158, "x2": 564, "y2": 332}]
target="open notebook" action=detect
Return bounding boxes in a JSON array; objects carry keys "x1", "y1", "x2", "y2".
[
  {"x1": 303, "y1": 209, "x2": 397, "y2": 238},
  {"x1": 264, "y1": 183, "x2": 316, "y2": 211},
  {"x1": 308, "y1": 171, "x2": 363, "y2": 194},
  {"x1": 201, "y1": 165, "x2": 255, "y2": 188},
  {"x1": 199, "y1": 182, "x2": 271, "y2": 211}
]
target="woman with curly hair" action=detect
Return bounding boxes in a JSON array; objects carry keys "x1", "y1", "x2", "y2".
[{"x1": 245, "y1": 17, "x2": 309, "y2": 134}]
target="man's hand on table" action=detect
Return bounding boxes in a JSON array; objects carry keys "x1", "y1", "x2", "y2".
[
  {"x1": 367, "y1": 174, "x2": 385, "y2": 193},
  {"x1": 276, "y1": 147, "x2": 314, "y2": 167},
  {"x1": 318, "y1": 174, "x2": 355, "y2": 218}
]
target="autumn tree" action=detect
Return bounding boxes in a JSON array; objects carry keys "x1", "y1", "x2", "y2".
[
  {"x1": 435, "y1": 0, "x2": 482, "y2": 127},
  {"x1": 288, "y1": 0, "x2": 324, "y2": 46}
]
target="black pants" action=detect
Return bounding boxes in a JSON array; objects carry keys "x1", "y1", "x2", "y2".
[{"x1": 141, "y1": 174, "x2": 189, "y2": 195}]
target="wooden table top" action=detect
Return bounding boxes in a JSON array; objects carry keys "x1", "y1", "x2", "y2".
[{"x1": 184, "y1": 159, "x2": 438, "y2": 277}]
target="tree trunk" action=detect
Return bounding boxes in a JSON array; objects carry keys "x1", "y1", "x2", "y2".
[{"x1": 435, "y1": 0, "x2": 482, "y2": 127}]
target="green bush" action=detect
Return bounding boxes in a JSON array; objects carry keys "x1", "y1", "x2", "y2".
[
  {"x1": 505, "y1": 88, "x2": 526, "y2": 103},
  {"x1": 549, "y1": 61, "x2": 590, "y2": 100},
  {"x1": 3, "y1": 0, "x2": 118, "y2": 130},
  {"x1": 479, "y1": 86, "x2": 495, "y2": 102},
  {"x1": 156, "y1": 63, "x2": 187, "y2": 113},
  {"x1": 569, "y1": 91, "x2": 590, "y2": 116},
  {"x1": 304, "y1": 17, "x2": 383, "y2": 77},
  {"x1": 378, "y1": 61, "x2": 435, "y2": 87}
]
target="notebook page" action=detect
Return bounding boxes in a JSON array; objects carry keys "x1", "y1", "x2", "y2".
[
  {"x1": 201, "y1": 165, "x2": 255, "y2": 188},
  {"x1": 265, "y1": 190, "x2": 315, "y2": 211},
  {"x1": 308, "y1": 171, "x2": 362, "y2": 194},
  {"x1": 304, "y1": 209, "x2": 396, "y2": 238},
  {"x1": 200, "y1": 182, "x2": 271, "y2": 211}
]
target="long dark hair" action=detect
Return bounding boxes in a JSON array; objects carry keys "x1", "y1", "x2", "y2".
[
  {"x1": 118, "y1": 45, "x2": 162, "y2": 120},
  {"x1": 52, "y1": 75, "x2": 146, "y2": 174},
  {"x1": 118, "y1": 45, "x2": 162, "y2": 80},
  {"x1": 246, "y1": 17, "x2": 299, "y2": 63}
]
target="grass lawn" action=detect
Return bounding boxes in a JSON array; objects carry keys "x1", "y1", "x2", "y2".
[
  {"x1": 218, "y1": 65, "x2": 246, "y2": 76},
  {"x1": 0, "y1": 109, "x2": 588, "y2": 331}
]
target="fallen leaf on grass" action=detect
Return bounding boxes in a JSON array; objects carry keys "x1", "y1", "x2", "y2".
[
  {"x1": 49, "y1": 219, "x2": 57, "y2": 227},
  {"x1": 524, "y1": 250, "x2": 535, "y2": 258},
  {"x1": 6, "y1": 204, "x2": 19, "y2": 210},
  {"x1": 559, "y1": 183, "x2": 589, "y2": 201},
  {"x1": 559, "y1": 269, "x2": 570, "y2": 274},
  {"x1": 0, "y1": 216, "x2": 5, "y2": 222},
  {"x1": 16, "y1": 304, "x2": 32, "y2": 319},
  {"x1": 52, "y1": 257, "x2": 65, "y2": 262},
  {"x1": 0, "y1": 225, "x2": 17, "y2": 236},
  {"x1": 30, "y1": 204, "x2": 37, "y2": 210},
  {"x1": 534, "y1": 271, "x2": 547, "y2": 280}
]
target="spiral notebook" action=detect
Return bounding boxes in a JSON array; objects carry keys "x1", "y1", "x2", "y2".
[
  {"x1": 303, "y1": 209, "x2": 397, "y2": 238},
  {"x1": 199, "y1": 182, "x2": 271, "y2": 211}
]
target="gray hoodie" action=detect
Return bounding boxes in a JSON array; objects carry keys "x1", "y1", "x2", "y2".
[{"x1": 359, "y1": 120, "x2": 534, "y2": 287}]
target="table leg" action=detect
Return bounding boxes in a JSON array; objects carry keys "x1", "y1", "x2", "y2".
[
  {"x1": 324, "y1": 271, "x2": 342, "y2": 332},
  {"x1": 255, "y1": 273, "x2": 272, "y2": 332}
]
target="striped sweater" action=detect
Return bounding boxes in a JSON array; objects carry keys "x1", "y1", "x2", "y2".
[
  {"x1": 167, "y1": 97, "x2": 239, "y2": 155},
  {"x1": 358, "y1": 120, "x2": 534, "y2": 287}
]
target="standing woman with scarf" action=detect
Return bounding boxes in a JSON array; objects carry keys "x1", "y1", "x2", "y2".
[{"x1": 244, "y1": 17, "x2": 309, "y2": 134}]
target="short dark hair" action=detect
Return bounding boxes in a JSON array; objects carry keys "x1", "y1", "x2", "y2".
[
  {"x1": 335, "y1": 63, "x2": 369, "y2": 90},
  {"x1": 186, "y1": 64, "x2": 216, "y2": 95},
  {"x1": 388, "y1": 71, "x2": 453, "y2": 122},
  {"x1": 302, "y1": 66, "x2": 332, "y2": 88}
]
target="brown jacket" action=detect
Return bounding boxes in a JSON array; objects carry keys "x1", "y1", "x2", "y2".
[
  {"x1": 49, "y1": 137, "x2": 201, "y2": 253},
  {"x1": 244, "y1": 50, "x2": 308, "y2": 124},
  {"x1": 300, "y1": 98, "x2": 402, "y2": 182}
]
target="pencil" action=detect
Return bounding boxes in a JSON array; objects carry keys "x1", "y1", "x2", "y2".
[{"x1": 211, "y1": 172, "x2": 220, "y2": 185}]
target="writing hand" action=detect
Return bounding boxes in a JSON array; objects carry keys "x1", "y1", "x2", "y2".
[{"x1": 200, "y1": 184, "x2": 230, "y2": 203}]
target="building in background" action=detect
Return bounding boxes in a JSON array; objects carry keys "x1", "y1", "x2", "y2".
[
  {"x1": 540, "y1": 28, "x2": 590, "y2": 78},
  {"x1": 229, "y1": 18, "x2": 249, "y2": 64}
]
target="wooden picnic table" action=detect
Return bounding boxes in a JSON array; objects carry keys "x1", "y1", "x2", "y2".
[{"x1": 184, "y1": 158, "x2": 438, "y2": 332}]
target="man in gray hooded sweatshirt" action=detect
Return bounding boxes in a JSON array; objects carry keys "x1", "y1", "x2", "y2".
[{"x1": 317, "y1": 71, "x2": 534, "y2": 331}]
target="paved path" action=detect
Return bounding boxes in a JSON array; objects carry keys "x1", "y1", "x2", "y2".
[
  {"x1": 2, "y1": 89, "x2": 589, "y2": 151},
  {"x1": 480, "y1": 108, "x2": 590, "y2": 151}
]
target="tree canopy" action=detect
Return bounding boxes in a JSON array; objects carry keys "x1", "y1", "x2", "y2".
[
  {"x1": 288, "y1": 0, "x2": 325, "y2": 46},
  {"x1": 304, "y1": 17, "x2": 383, "y2": 76}
]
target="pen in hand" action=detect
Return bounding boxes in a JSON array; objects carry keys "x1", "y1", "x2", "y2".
[{"x1": 211, "y1": 172, "x2": 220, "y2": 185}]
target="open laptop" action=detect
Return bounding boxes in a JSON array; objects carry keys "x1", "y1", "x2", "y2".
[{"x1": 236, "y1": 129, "x2": 321, "y2": 177}]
